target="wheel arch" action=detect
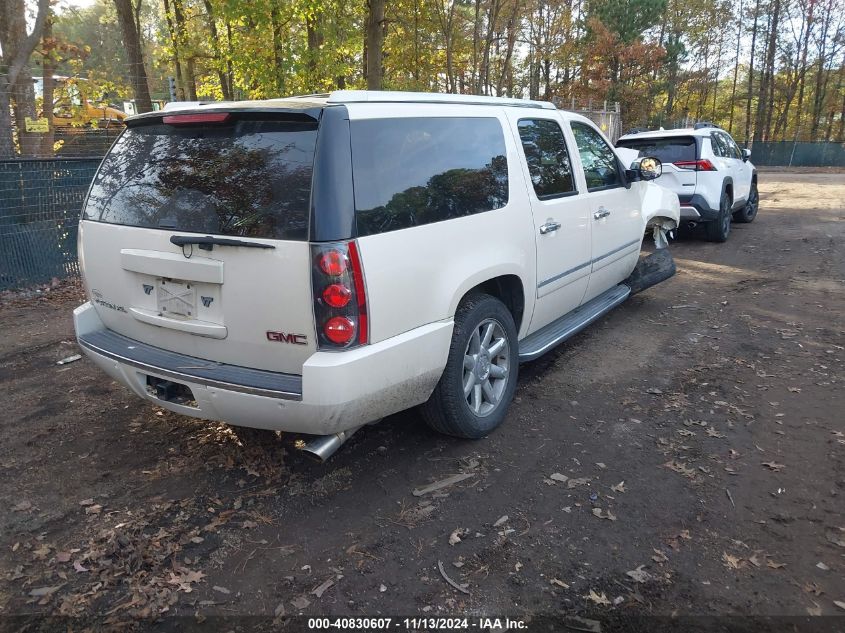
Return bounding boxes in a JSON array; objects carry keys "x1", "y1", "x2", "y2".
[{"x1": 449, "y1": 271, "x2": 528, "y2": 336}]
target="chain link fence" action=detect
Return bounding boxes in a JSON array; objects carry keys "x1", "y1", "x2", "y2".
[
  {"x1": 0, "y1": 158, "x2": 101, "y2": 290},
  {"x1": 748, "y1": 141, "x2": 845, "y2": 167}
]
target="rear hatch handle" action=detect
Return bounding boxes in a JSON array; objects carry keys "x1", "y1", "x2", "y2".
[{"x1": 169, "y1": 235, "x2": 276, "y2": 252}]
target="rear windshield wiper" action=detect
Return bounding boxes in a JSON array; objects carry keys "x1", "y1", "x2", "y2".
[{"x1": 170, "y1": 235, "x2": 276, "y2": 251}]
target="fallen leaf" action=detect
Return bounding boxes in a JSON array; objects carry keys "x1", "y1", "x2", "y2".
[
  {"x1": 677, "y1": 429, "x2": 696, "y2": 437},
  {"x1": 549, "y1": 472, "x2": 569, "y2": 483},
  {"x1": 586, "y1": 589, "x2": 611, "y2": 606},
  {"x1": 567, "y1": 477, "x2": 591, "y2": 489},
  {"x1": 12, "y1": 500, "x2": 32, "y2": 512},
  {"x1": 834, "y1": 601, "x2": 845, "y2": 611},
  {"x1": 412, "y1": 473, "x2": 475, "y2": 497},
  {"x1": 748, "y1": 554, "x2": 761, "y2": 567},
  {"x1": 664, "y1": 460, "x2": 696, "y2": 478},
  {"x1": 679, "y1": 529, "x2": 691, "y2": 540},
  {"x1": 28, "y1": 585, "x2": 63, "y2": 598},
  {"x1": 242, "y1": 520, "x2": 258, "y2": 529},
  {"x1": 761, "y1": 462, "x2": 785, "y2": 472},
  {"x1": 213, "y1": 586, "x2": 231, "y2": 594},
  {"x1": 78, "y1": 498, "x2": 94, "y2": 506},
  {"x1": 550, "y1": 578, "x2": 569, "y2": 589},
  {"x1": 291, "y1": 595, "x2": 311, "y2": 610},
  {"x1": 788, "y1": 387, "x2": 801, "y2": 393},
  {"x1": 803, "y1": 582, "x2": 823, "y2": 596},
  {"x1": 312, "y1": 577, "x2": 336, "y2": 598},
  {"x1": 816, "y1": 562, "x2": 830, "y2": 571},
  {"x1": 706, "y1": 427, "x2": 726, "y2": 438},
  {"x1": 493, "y1": 515, "x2": 509, "y2": 527},
  {"x1": 591, "y1": 507, "x2": 617, "y2": 521},
  {"x1": 646, "y1": 387, "x2": 663, "y2": 395},
  {"x1": 55, "y1": 551, "x2": 72, "y2": 563},
  {"x1": 626, "y1": 565, "x2": 652, "y2": 583},
  {"x1": 449, "y1": 528, "x2": 466, "y2": 546},
  {"x1": 722, "y1": 552, "x2": 744, "y2": 570},
  {"x1": 806, "y1": 601, "x2": 822, "y2": 616},
  {"x1": 73, "y1": 561, "x2": 88, "y2": 573},
  {"x1": 767, "y1": 560, "x2": 786, "y2": 569},
  {"x1": 652, "y1": 548, "x2": 668, "y2": 563},
  {"x1": 85, "y1": 504, "x2": 103, "y2": 515}
]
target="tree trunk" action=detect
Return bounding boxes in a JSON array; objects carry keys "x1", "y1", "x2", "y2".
[
  {"x1": 727, "y1": 0, "x2": 743, "y2": 134},
  {"x1": 366, "y1": 0, "x2": 386, "y2": 90},
  {"x1": 202, "y1": 0, "x2": 232, "y2": 100},
  {"x1": 114, "y1": 0, "x2": 153, "y2": 112},
  {"x1": 810, "y1": 0, "x2": 834, "y2": 139},
  {"x1": 38, "y1": 14, "x2": 55, "y2": 157},
  {"x1": 306, "y1": 12, "x2": 324, "y2": 89},
  {"x1": 270, "y1": 5, "x2": 286, "y2": 96},
  {"x1": 0, "y1": 0, "x2": 50, "y2": 157},
  {"x1": 162, "y1": 0, "x2": 185, "y2": 100},
  {"x1": 744, "y1": 0, "x2": 760, "y2": 144}
]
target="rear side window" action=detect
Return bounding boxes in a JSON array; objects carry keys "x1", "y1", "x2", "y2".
[
  {"x1": 350, "y1": 117, "x2": 508, "y2": 236},
  {"x1": 83, "y1": 118, "x2": 317, "y2": 240},
  {"x1": 517, "y1": 118, "x2": 576, "y2": 199},
  {"x1": 570, "y1": 122, "x2": 622, "y2": 191},
  {"x1": 617, "y1": 136, "x2": 697, "y2": 164}
]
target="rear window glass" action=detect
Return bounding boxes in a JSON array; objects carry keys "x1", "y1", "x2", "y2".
[
  {"x1": 617, "y1": 137, "x2": 697, "y2": 164},
  {"x1": 83, "y1": 119, "x2": 317, "y2": 240},
  {"x1": 350, "y1": 117, "x2": 508, "y2": 236}
]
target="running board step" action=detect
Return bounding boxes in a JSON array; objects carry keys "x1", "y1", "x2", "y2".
[{"x1": 518, "y1": 285, "x2": 630, "y2": 362}]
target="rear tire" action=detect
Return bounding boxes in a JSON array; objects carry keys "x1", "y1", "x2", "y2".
[
  {"x1": 421, "y1": 293, "x2": 518, "y2": 439},
  {"x1": 705, "y1": 191, "x2": 732, "y2": 242},
  {"x1": 733, "y1": 181, "x2": 758, "y2": 223}
]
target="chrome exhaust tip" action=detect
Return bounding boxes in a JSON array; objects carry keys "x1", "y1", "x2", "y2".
[{"x1": 298, "y1": 427, "x2": 361, "y2": 462}]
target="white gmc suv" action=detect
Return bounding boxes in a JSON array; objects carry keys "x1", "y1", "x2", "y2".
[
  {"x1": 74, "y1": 91, "x2": 679, "y2": 460},
  {"x1": 617, "y1": 124, "x2": 758, "y2": 242}
]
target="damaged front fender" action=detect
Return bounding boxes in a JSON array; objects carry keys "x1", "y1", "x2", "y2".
[{"x1": 639, "y1": 181, "x2": 680, "y2": 249}]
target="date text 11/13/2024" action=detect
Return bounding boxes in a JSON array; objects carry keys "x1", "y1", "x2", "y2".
[{"x1": 307, "y1": 617, "x2": 528, "y2": 630}]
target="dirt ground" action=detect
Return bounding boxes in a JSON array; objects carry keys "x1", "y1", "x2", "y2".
[{"x1": 1, "y1": 170, "x2": 843, "y2": 630}]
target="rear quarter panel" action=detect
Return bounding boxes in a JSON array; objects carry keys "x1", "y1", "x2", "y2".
[{"x1": 348, "y1": 103, "x2": 537, "y2": 343}]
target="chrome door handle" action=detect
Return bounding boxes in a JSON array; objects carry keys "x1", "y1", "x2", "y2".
[
  {"x1": 593, "y1": 207, "x2": 611, "y2": 220},
  {"x1": 539, "y1": 221, "x2": 561, "y2": 234}
]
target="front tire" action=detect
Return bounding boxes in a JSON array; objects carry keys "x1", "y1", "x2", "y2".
[
  {"x1": 705, "y1": 191, "x2": 732, "y2": 242},
  {"x1": 733, "y1": 181, "x2": 758, "y2": 223},
  {"x1": 421, "y1": 293, "x2": 518, "y2": 439}
]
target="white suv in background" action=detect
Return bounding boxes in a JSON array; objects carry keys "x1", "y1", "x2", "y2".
[
  {"x1": 74, "y1": 91, "x2": 679, "y2": 460},
  {"x1": 617, "y1": 124, "x2": 758, "y2": 242}
]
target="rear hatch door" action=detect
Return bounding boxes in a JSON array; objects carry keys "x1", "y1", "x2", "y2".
[
  {"x1": 617, "y1": 135, "x2": 697, "y2": 196},
  {"x1": 79, "y1": 109, "x2": 319, "y2": 373}
]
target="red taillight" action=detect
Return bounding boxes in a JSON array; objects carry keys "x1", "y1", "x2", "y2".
[
  {"x1": 347, "y1": 241, "x2": 368, "y2": 345},
  {"x1": 317, "y1": 250, "x2": 348, "y2": 276},
  {"x1": 322, "y1": 283, "x2": 351, "y2": 308},
  {"x1": 311, "y1": 241, "x2": 369, "y2": 349},
  {"x1": 324, "y1": 316, "x2": 356, "y2": 345},
  {"x1": 673, "y1": 159, "x2": 716, "y2": 171},
  {"x1": 162, "y1": 112, "x2": 231, "y2": 125}
]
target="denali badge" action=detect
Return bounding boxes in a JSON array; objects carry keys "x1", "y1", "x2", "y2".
[{"x1": 267, "y1": 331, "x2": 308, "y2": 345}]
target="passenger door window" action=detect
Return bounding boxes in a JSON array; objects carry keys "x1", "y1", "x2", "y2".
[
  {"x1": 710, "y1": 133, "x2": 728, "y2": 158},
  {"x1": 570, "y1": 122, "x2": 622, "y2": 191},
  {"x1": 516, "y1": 118, "x2": 576, "y2": 199}
]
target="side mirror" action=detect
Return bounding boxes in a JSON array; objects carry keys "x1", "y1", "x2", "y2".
[
  {"x1": 628, "y1": 156, "x2": 662, "y2": 181},
  {"x1": 741, "y1": 148, "x2": 751, "y2": 161}
]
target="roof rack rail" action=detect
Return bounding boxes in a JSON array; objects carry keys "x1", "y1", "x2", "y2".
[
  {"x1": 693, "y1": 121, "x2": 717, "y2": 129},
  {"x1": 327, "y1": 90, "x2": 556, "y2": 110}
]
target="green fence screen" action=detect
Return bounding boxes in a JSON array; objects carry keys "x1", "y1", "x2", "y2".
[
  {"x1": 749, "y1": 141, "x2": 845, "y2": 167},
  {"x1": 0, "y1": 158, "x2": 101, "y2": 290}
]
